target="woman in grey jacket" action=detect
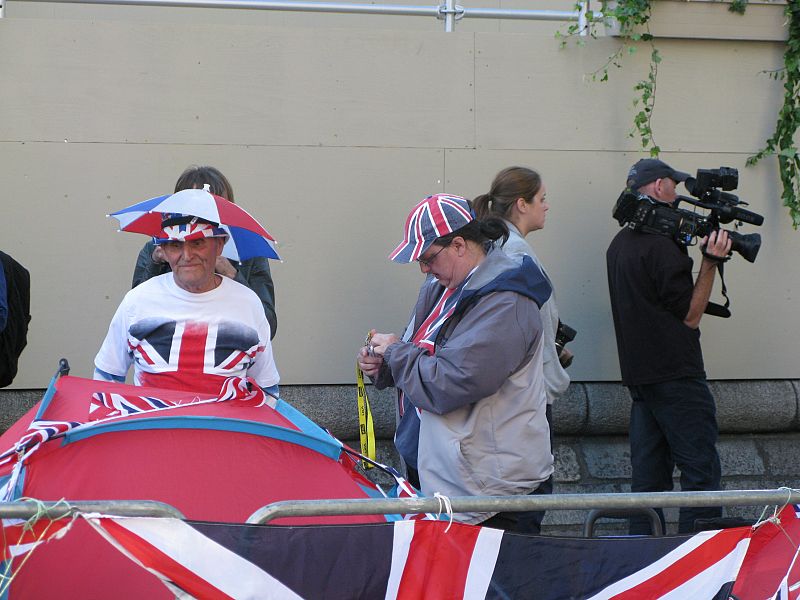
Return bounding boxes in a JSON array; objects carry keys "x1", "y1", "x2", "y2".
[
  {"x1": 473, "y1": 166, "x2": 571, "y2": 410},
  {"x1": 358, "y1": 194, "x2": 553, "y2": 531},
  {"x1": 473, "y1": 166, "x2": 572, "y2": 532}
]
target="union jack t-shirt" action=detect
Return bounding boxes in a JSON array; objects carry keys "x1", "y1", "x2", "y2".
[{"x1": 94, "y1": 274, "x2": 279, "y2": 394}]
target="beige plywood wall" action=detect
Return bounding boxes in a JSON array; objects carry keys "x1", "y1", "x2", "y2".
[{"x1": 1, "y1": 13, "x2": 796, "y2": 388}]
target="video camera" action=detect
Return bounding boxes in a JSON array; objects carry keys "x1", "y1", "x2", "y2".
[
  {"x1": 555, "y1": 321, "x2": 576, "y2": 368},
  {"x1": 612, "y1": 167, "x2": 763, "y2": 263}
]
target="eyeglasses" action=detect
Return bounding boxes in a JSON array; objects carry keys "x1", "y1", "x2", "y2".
[{"x1": 417, "y1": 243, "x2": 449, "y2": 268}]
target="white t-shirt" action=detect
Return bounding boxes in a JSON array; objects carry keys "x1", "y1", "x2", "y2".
[{"x1": 95, "y1": 274, "x2": 278, "y2": 393}]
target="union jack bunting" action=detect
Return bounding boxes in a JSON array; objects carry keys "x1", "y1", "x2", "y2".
[
  {"x1": 214, "y1": 375, "x2": 269, "y2": 407},
  {"x1": 389, "y1": 194, "x2": 473, "y2": 263},
  {"x1": 89, "y1": 392, "x2": 176, "y2": 420},
  {"x1": 89, "y1": 376, "x2": 268, "y2": 421},
  {"x1": 341, "y1": 445, "x2": 439, "y2": 521},
  {"x1": 0, "y1": 420, "x2": 80, "y2": 468}
]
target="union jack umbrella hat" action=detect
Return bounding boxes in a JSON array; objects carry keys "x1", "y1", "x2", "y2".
[
  {"x1": 389, "y1": 194, "x2": 474, "y2": 263},
  {"x1": 108, "y1": 187, "x2": 280, "y2": 261}
]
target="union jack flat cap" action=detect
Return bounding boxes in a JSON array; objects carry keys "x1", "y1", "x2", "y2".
[{"x1": 389, "y1": 194, "x2": 474, "y2": 263}]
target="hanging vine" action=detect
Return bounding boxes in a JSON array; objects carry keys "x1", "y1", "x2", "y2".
[
  {"x1": 557, "y1": 0, "x2": 661, "y2": 156},
  {"x1": 557, "y1": 0, "x2": 800, "y2": 226},
  {"x1": 747, "y1": 0, "x2": 800, "y2": 227}
]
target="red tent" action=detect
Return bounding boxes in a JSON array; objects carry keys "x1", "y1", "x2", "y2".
[{"x1": 0, "y1": 374, "x2": 389, "y2": 598}]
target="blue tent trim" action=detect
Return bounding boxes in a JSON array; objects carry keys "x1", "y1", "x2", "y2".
[
  {"x1": 33, "y1": 369, "x2": 62, "y2": 421},
  {"x1": 64, "y1": 416, "x2": 343, "y2": 461},
  {"x1": 273, "y1": 399, "x2": 332, "y2": 440}
]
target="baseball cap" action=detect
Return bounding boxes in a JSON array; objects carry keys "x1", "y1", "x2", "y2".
[
  {"x1": 627, "y1": 159, "x2": 691, "y2": 190},
  {"x1": 389, "y1": 194, "x2": 474, "y2": 263}
]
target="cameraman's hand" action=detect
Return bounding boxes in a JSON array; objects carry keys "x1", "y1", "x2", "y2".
[{"x1": 701, "y1": 230, "x2": 732, "y2": 262}]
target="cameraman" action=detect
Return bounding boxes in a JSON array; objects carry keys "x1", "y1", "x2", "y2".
[{"x1": 606, "y1": 158, "x2": 731, "y2": 535}]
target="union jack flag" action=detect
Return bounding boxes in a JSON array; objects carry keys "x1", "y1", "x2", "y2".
[
  {"x1": 127, "y1": 318, "x2": 264, "y2": 393},
  {"x1": 0, "y1": 420, "x2": 79, "y2": 469},
  {"x1": 0, "y1": 514, "x2": 76, "y2": 562},
  {"x1": 89, "y1": 376, "x2": 268, "y2": 421},
  {"x1": 79, "y1": 505, "x2": 800, "y2": 599},
  {"x1": 389, "y1": 194, "x2": 473, "y2": 263}
]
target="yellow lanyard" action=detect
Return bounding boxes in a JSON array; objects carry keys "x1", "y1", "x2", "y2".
[{"x1": 355, "y1": 333, "x2": 377, "y2": 469}]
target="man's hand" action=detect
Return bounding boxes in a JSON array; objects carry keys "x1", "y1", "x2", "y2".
[
  {"x1": 215, "y1": 257, "x2": 238, "y2": 279},
  {"x1": 701, "y1": 230, "x2": 732, "y2": 262},
  {"x1": 357, "y1": 346, "x2": 384, "y2": 378},
  {"x1": 370, "y1": 332, "x2": 400, "y2": 356},
  {"x1": 684, "y1": 230, "x2": 733, "y2": 329}
]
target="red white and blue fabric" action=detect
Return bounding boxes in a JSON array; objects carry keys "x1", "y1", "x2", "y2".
[
  {"x1": 89, "y1": 392, "x2": 174, "y2": 420},
  {"x1": 89, "y1": 376, "x2": 268, "y2": 421},
  {"x1": 398, "y1": 273, "x2": 472, "y2": 418},
  {"x1": 409, "y1": 286, "x2": 460, "y2": 354},
  {"x1": 63, "y1": 504, "x2": 800, "y2": 599},
  {"x1": 125, "y1": 318, "x2": 268, "y2": 394},
  {"x1": 109, "y1": 188, "x2": 280, "y2": 261},
  {"x1": 158, "y1": 216, "x2": 227, "y2": 243},
  {"x1": 389, "y1": 194, "x2": 473, "y2": 263},
  {"x1": 0, "y1": 515, "x2": 76, "y2": 561},
  {"x1": 0, "y1": 419, "x2": 81, "y2": 501},
  {"x1": 0, "y1": 420, "x2": 79, "y2": 469}
]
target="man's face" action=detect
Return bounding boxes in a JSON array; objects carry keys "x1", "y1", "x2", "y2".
[
  {"x1": 651, "y1": 177, "x2": 678, "y2": 204},
  {"x1": 161, "y1": 237, "x2": 224, "y2": 293}
]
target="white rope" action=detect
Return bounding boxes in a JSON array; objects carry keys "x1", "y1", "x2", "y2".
[
  {"x1": 752, "y1": 487, "x2": 799, "y2": 549},
  {"x1": 433, "y1": 492, "x2": 454, "y2": 532}
]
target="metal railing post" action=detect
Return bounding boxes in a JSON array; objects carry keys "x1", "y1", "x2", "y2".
[
  {"x1": 4, "y1": 0, "x2": 600, "y2": 28},
  {"x1": 578, "y1": 0, "x2": 588, "y2": 35},
  {"x1": 247, "y1": 488, "x2": 800, "y2": 525},
  {"x1": 0, "y1": 500, "x2": 186, "y2": 520},
  {"x1": 444, "y1": 0, "x2": 454, "y2": 32}
]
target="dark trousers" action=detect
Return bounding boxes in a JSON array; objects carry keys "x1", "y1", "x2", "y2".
[
  {"x1": 628, "y1": 378, "x2": 722, "y2": 535},
  {"x1": 481, "y1": 404, "x2": 554, "y2": 535}
]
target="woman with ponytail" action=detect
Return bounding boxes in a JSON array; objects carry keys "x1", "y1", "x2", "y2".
[
  {"x1": 475, "y1": 166, "x2": 571, "y2": 530},
  {"x1": 357, "y1": 193, "x2": 553, "y2": 532},
  {"x1": 475, "y1": 167, "x2": 570, "y2": 409}
]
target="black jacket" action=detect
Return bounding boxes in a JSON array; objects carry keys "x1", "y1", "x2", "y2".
[{"x1": 0, "y1": 251, "x2": 31, "y2": 388}]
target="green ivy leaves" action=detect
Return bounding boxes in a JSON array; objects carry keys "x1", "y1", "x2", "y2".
[
  {"x1": 747, "y1": 0, "x2": 800, "y2": 227},
  {"x1": 558, "y1": 0, "x2": 799, "y2": 226}
]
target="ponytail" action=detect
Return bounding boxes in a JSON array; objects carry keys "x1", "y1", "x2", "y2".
[
  {"x1": 473, "y1": 166, "x2": 542, "y2": 220},
  {"x1": 472, "y1": 192, "x2": 493, "y2": 220}
]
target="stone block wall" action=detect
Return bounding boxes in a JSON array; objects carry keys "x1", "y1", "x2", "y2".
[{"x1": 1, "y1": 380, "x2": 798, "y2": 535}]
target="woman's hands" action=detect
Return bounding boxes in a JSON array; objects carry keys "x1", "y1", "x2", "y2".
[{"x1": 356, "y1": 330, "x2": 399, "y2": 377}]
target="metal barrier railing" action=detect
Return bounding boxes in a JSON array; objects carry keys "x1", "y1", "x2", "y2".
[
  {"x1": 0, "y1": 500, "x2": 185, "y2": 520},
  {"x1": 246, "y1": 488, "x2": 799, "y2": 524},
  {"x1": 0, "y1": 0, "x2": 602, "y2": 32}
]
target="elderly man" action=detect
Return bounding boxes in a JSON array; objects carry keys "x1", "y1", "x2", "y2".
[
  {"x1": 607, "y1": 158, "x2": 731, "y2": 535},
  {"x1": 94, "y1": 212, "x2": 279, "y2": 396}
]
